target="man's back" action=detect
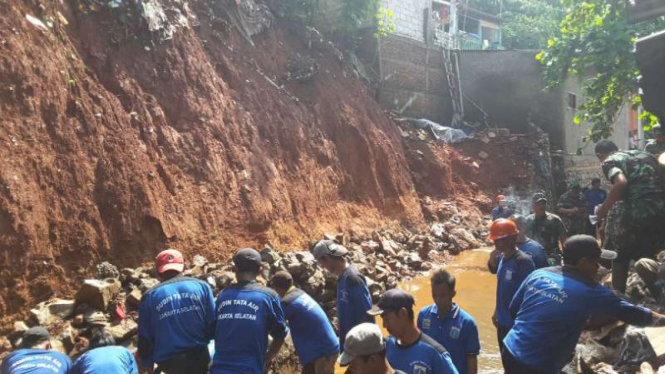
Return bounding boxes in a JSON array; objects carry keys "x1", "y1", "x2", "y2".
[
  {"x1": 517, "y1": 240, "x2": 548, "y2": 269},
  {"x1": 212, "y1": 281, "x2": 288, "y2": 374},
  {"x1": 137, "y1": 275, "x2": 215, "y2": 367},
  {"x1": 504, "y1": 266, "x2": 653, "y2": 374},
  {"x1": 495, "y1": 250, "x2": 535, "y2": 328},
  {"x1": 337, "y1": 266, "x2": 374, "y2": 347},
  {"x1": 72, "y1": 346, "x2": 137, "y2": 374},
  {"x1": 386, "y1": 334, "x2": 458, "y2": 374},
  {"x1": 281, "y1": 289, "x2": 339, "y2": 365},
  {"x1": 1, "y1": 349, "x2": 72, "y2": 374},
  {"x1": 601, "y1": 150, "x2": 665, "y2": 219}
]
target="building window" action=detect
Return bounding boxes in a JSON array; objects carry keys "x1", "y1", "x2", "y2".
[{"x1": 568, "y1": 93, "x2": 577, "y2": 110}]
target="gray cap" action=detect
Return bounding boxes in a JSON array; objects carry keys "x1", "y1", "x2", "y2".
[
  {"x1": 233, "y1": 248, "x2": 262, "y2": 270},
  {"x1": 21, "y1": 326, "x2": 50, "y2": 348},
  {"x1": 532, "y1": 192, "x2": 547, "y2": 204},
  {"x1": 311, "y1": 240, "x2": 348, "y2": 260},
  {"x1": 338, "y1": 323, "x2": 385, "y2": 366}
]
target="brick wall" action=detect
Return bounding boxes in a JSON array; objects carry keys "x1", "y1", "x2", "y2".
[{"x1": 378, "y1": 34, "x2": 452, "y2": 123}]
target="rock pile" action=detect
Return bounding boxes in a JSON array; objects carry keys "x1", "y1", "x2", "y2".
[{"x1": 0, "y1": 218, "x2": 490, "y2": 370}]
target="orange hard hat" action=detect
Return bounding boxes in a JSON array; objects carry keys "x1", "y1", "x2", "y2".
[
  {"x1": 489, "y1": 218, "x2": 519, "y2": 241},
  {"x1": 496, "y1": 195, "x2": 506, "y2": 201}
]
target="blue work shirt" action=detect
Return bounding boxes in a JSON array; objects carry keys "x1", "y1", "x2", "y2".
[
  {"x1": 72, "y1": 346, "x2": 138, "y2": 374},
  {"x1": 584, "y1": 189, "x2": 607, "y2": 215},
  {"x1": 137, "y1": 275, "x2": 216, "y2": 367},
  {"x1": 495, "y1": 250, "x2": 535, "y2": 328},
  {"x1": 505, "y1": 266, "x2": 654, "y2": 374},
  {"x1": 386, "y1": 334, "x2": 459, "y2": 374},
  {"x1": 281, "y1": 288, "x2": 339, "y2": 365},
  {"x1": 517, "y1": 239, "x2": 549, "y2": 269},
  {"x1": 491, "y1": 207, "x2": 511, "y2": 220},
  {"x1": 417, "y1": 304, "x2": 480, "y2": 374},
  {"x1": 1, "y1": 349, "x2": 72, "y2": 374},
  {"x1": 211, "y1": 281, "x2": 289, "y2": 374},
  {"x1": 337, "y1": 266, "x2": 374, "y2": 348}
]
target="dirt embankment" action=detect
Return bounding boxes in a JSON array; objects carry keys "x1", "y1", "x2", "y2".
[{"x1": 0, "y1": 0, "x2": 531, "y2": 326}]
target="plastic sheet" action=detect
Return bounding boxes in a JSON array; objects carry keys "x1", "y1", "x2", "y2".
[{"x1": 403, "y1": 118, "x2": 469, "y2": 144}]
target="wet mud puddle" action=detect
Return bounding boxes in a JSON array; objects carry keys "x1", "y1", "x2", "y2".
[{"x1": 335, "y1": 248, "x2": 501, "y2": 373}]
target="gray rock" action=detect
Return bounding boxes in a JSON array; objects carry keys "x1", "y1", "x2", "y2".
[
  {"x1": 76, "y1": 279, "x2": 121, "y2": 311},
  {"x1": 192, "y1": 255, "x2": 208, "y2": 268},
  {"x1": 261, "y1": 246, "x2": 281, "y2": 264},
  {"x1": 30, "y1": 299, "x2": 75, "y2": 326},
  {"x1": 96, "y1": 262, "x2": 120, "y2": 279},
  {"x1": 126, "y1": 289, "x2": 142, "y2": 309},
  {"x1": 106, "y1": 319, "x2": 138, "y2": 341},
  {"x1": 215, "y1": 271, "x2": 237, "y2": 290},
  {"x1": 138, "y1": 278, "x2": 159, "y2": 293}
]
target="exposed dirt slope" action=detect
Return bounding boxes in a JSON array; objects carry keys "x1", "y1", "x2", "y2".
[{"x1": 0, "y1": 0, "x2": 521, "y2": 326}]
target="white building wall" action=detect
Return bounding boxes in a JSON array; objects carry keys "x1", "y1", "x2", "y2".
[{"x1": 381, "y1": 0, "x2": 430, "y2": 42}]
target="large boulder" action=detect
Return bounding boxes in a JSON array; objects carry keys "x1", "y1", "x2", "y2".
[
  {"x1": 95, "y1": 262, "x2": 120, "y2": 279},
  {"x1": 30, "y1": 299, "x2": 75, "y2": 326},
  {"x1": 106, "y1": 319, "x2": 138, "y2": 341},
  {"x1": 75, "y1": 279, "x2": 121, "y2": 311}
]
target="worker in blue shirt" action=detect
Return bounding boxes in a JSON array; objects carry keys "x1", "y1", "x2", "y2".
[
  {"x1": 584, "y1": 178, "x2": 607, "y2": 235},
  {"x1": 491, "y1": 195, "x2": 510, "y2": 220},
  {"x1": 418, "y1": 269, "x2": 480, "y2": 374},
  {"x1": 1, "y1": 326, "x2": 72, "y2": 374},
  {"x1": 270, "y1": 271, "x2": 340, "y2": 374},
  {"x1": 338, "y1": 323, "x2": 407, "y2": 374},
  {"x1": 211, "y1": 248, "x2": 289, "y2": 374},
  {"x1": 511, "y1": 214, "x2": 549, "y2": 269},
  {"x1": 138, "y1": 249, "x2": 216, "y2": 374},
  {"x1": 486, "y1": 219, "x2": 535, "y2": 368},
  {"x1": 503, "y1": 235, "x2": 665, "y2": 374},
  {"x1": 312, "y1": 240, "x2": 374, "y2": 349},
  {"x1": 72, "y1": 329, "x2": 138, "y2": 374},
  {"x1": 368, "y1": 289, "x2": 459, "y2": 374}
]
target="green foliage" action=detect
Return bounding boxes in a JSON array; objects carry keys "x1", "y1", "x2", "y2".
[
  {"x1": 339, "y1": 0, "x2": 379, "y2": 34},
  {"x1": 278, "y1": 0, "x2": 319, "y2": 25},
  {"x1": 374, "y1": 6, "x2": 396, "y2": 39},
  {"x1": 468, "y1": 0, "x2": 564, "y2": 49},
  {"x1": 538, "y1": 0, "x2": 663, "y2": 142}
]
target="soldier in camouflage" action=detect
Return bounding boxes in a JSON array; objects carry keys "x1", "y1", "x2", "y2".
[
  {"x1": 645, "y1": 123, "x2": 665, "y2": 156},
  {"x1": 525, "y1": 193, "x2": 568, "y2": 265},
  {"x1": 595, "y1": 140, "x2": 665, "y2": 293},
  {"x1": 557, "y1": 181, "x2": 588, "y2": 236}
]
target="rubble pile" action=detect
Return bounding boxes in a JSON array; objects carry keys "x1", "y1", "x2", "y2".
[
  {"x1": 0, "y1": 212, "x2": 490, "y2": 370},
  {"x1": 563, "y1": 254, "x2": 665, "y2": 374}
]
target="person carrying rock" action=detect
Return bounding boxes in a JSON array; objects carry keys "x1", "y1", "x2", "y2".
[
  {"x1": 417, "y1": 269, "x2": 480, "y2": 374},
  {"x1": 311, "y1": 240, "x2": 374, "y2": 349},
  {"x1": 510, "y1": 214, "x2": 548, "y2": 269},
  {"x1": 486, "y1": 219, "x2": 535, "y2": 368},
  {"x1": 595, "y1": 140, "x2": 665, "y2": 293},
  {"x1": 524, "y1": 192, "x2": 567, "y2": 265},
  {"x1": 645, "y1": 122, "x2": 665, "y2": 156},
  {"x1": 337, "y1": 323, "x2": 406, "y2": 374},
  {"x1": 1, "y1": 326, "x2": 72, "y2": 374},
  {"x1": 367, "y1": 289, "x2": 458, "y2": 374},
  {"x1": 137, "y1": 249, "x2": 216, "y2": 374},
  {"x1": 502, "y1": 235, "x2": 665, "y2": 374},
  {"x1": 269, "y1": 271, "x2": 340, "y2": 374},
  {"x1": 211, "y1": 248, "x2": 288, "y2": 374},
  {"x1": 557, "y1": 181, "x2": 588, "y2": 236},
  {"x1": 71, "y1": 329, "x2": 138, "y2": 374}
]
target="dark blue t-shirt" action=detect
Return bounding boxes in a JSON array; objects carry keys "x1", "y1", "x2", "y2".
[
  {"x1": 72, "y1": 346, "x2": 138, "y2": 374},
  {"x1": 491, "y1": 207, "x2": 511, "y2": 220},
  {"x1": 137, "y1": 275, "x2": 216, "y2": 367},
  {"x1": 1, "y1": 349, "x2": 71, "y2": 374},
  {"x1": 337, "y1": 266, "x2": 374, "y2": 348},
  {"x1": 584, "y1": 189, "x2": 607, "y2": 215},
  {"x1": 505, "y1": 267, "x2": 653, "y2": 374},
  {"x1": 386, "y1": 334, "x2": 459, "y2": 374},
  {"x1": 417, "y1": 304, "x2": 480, "y2": 374},
  {"x1": 495, "y1": 250, "x2": 535, "y2": 328},
  {"x1": 211, "y1": 281, "x2": 289, "y2": 374},
  {"x1": 517, "y1": 240, "x2": 549, "y2": 269},
  {"x1": 282, "y1": 289, "x2": 339, "y2": 365}
]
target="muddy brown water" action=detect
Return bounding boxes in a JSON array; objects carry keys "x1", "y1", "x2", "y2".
[{"x1": 332, "y1": 248, "x2": 502, "y2": 374}]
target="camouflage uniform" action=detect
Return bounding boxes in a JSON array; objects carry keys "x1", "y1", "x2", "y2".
[
  {"x1": 557, "y1": 190, "x2": 588, "y2": 236},
  {"x1": 525, "y1": 212, "x2": 567, "y2": 259},
  {"x1": 602, "y1": 150, "x2": 665, "y2": 261},
  {"x1": 645, "y1": 139, "x2": 665, "y2": 156}
]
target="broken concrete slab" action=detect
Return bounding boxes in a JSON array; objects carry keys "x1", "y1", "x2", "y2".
[
  {"x1": 30, "y1": 299, "x2": 75, "y2": 326},
  {"x1": 75, "y1": 279, "x2": 121, "y2": 311}
]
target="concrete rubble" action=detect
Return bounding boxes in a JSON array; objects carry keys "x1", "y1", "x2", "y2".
[{"x1": 0, "y1": 207, "x2": 493, "y2": 371}]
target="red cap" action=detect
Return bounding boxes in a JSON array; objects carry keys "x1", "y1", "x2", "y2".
[{"x1": 155, "y1": 249, "x2": 185, "y2": 274}]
